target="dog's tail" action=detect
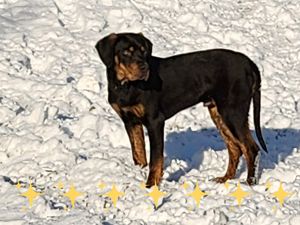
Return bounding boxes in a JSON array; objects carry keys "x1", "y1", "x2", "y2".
[{"x1": 251, "y1": 63, "x2": 268, "y2": 153}]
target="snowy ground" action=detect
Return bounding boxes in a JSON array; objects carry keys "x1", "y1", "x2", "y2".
[{"x1": 0, "y1": 0, "x2": 300, "y2": 224}]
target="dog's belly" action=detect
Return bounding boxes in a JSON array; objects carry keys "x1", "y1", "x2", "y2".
[
  {"x1": 158, "y1": 73, "x2": 211, "y2": 119},
  {"x1": 160, "y1": 91, "x2": 207, "y2": 119}
]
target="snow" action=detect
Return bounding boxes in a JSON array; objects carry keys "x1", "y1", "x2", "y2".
[{"x1": 0, "y1": 0, "x2": 300, "y2": 224}]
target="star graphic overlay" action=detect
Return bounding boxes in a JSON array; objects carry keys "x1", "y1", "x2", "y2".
[
  {"x1": 272, "y1": 182, "x2": 291, "y2": 206},
  {"x1": 146, "y1": 184, "x2": 166, "y2": 209},
  {"x1": 265, "y1": 180, "x2": 272, "y2": 191},
  {"x1": 98, "y1": 182, "x2": 106, "y2": 189},
  {"x1": 140, "y1": 182, "x2": 146, "y2": 189},
  {"x1": 187, "y1": 182, "x2": 207, "y2": 207},
  {"x1": 64, "y1": 183, "x2": 84, "y2": 208},
  {"x1": 104, "y1": 184, "x2": 124, "y2": 207},
  {"x1": 16, "y1": 181, "x2": 22, "y2": 189},
  {"x1": 181, "y1": 181, "x2": 190, "y2": 190},
  {"x1": 224, "y1": 180, "x2": 230, "y2": 189},
  {"x1": 229, "y1": 181, "x2": 250, "y2": 206},
  {"x1": 56, "y1": 180, "x2": 64, "y2": 190},
  {"x1": 20, "y1": 183, "x2": 41, "y2": 208}
]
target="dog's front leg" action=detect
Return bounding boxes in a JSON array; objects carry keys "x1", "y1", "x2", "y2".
[
  {"x1": 145, "y1": 117, "x2": 165, "y2": 188},
  {"x1": 124, "y1": 121, "x2": 147, "y2": 167},
  {"x1": 110, "y1": 103, "x2": 147, "y2": 167}
]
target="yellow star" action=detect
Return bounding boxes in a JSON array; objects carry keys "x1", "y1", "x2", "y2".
[
  {"x1": 140, "y1": 182, "x2": 146, "y2": 189},
  {"x1": 266, "y1": 180, "x2": 272, "y2": 191},
  {"x1": 56, "y1": 180, "x2": 64, "y2": 190},
  {"x1": 20, "y1": 183, "x2": 41, "y2": 208},
  {"x1": 146, "y1": 184, "x2": 166, "y2": 209},
  {"x1": 187, "y1": 182, "x2": 207, "y2": 207},
  {"x1": 16, "y1": 181, "x2": 22, "y2": 189},
  {"x1": 104, "y1": 184, "x2": 124, "y2": 207},
  {"x1": 224, "y1": 180, "x2": 230, "y2": 189},
  {"x1": 272, "y1": 182, "x2": 291, "y2": 206},
  {"x1": 181, "y1": 181, "x2": 190, "y2": 190},
  {"x1": 64, "y1": 184, "x2": 83, "y2": 208},
  {"x1": 98, "y1": 182, "x2": 106, "y2": 189},
  {"x1": 229, "y1": 182, "x2": 250, "y2": 206}
]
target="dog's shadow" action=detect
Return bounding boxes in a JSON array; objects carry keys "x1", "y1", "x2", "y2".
[{"x1": 164, "y1": 127, "x2": 300, "y2": 181}]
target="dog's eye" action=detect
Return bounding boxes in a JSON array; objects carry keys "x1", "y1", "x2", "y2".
[{"x1": 122, "y1": 50, "x2": 131, "y2": 56}]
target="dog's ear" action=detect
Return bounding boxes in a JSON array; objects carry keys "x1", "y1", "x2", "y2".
[
  {"x1": 95, "y1": 33, "x2": 118, "y2": 67},
  {"x1": 139, "y1": 33, "x2": 152, "y2": 55}
]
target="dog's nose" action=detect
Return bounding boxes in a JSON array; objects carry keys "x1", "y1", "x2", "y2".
[{"x1": 139, "y1": 63, "x2": 149, "y2": 71}]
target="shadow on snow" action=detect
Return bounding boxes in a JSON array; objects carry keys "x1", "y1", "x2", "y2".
[{"x1": 164, "y1": 127, "x2": 300, "y2": 182}]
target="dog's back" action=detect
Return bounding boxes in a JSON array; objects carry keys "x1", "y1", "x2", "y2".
[{"x1": 155, "y1": 49, "x2": 260, "y2": 118}]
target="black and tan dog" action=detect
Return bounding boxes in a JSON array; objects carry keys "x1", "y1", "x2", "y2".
[{"x1": 95, "y1": 32, "x2": 267, "y2": 187}]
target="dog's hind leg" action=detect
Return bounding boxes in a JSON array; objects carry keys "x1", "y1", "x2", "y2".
[
  {"x1": 216, "y1": 103, "x2": 260, "y2": 185},
  {"x1": 237, "y1": 125, "x2": 260, "y2": 185},
  {"x1": 206, "y1": 101, "x2": 242, "y2": 183}
]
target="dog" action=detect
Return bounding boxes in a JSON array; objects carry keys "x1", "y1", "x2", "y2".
[{"x1": 95, "y1": 32, "x2": 267, "y2": 187}]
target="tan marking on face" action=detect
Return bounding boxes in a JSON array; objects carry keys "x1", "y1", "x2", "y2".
[
  {"x1": 127, "y1": 63, "x2": 140, "y2": 80},
  {"x1": 129, "y1": 46, "x2": 134, "y2": 52},
  {"x1": 114, "y1": 55, "x2": 126, "y2": 81},
  {"x1": 140, "y1": 46, "x2": 145, "y2": 52},
  {"x1": 114, "y1": 55, "x2": 142, "y2": 82}
]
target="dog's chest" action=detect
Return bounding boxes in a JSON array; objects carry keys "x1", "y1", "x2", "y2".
[
  {"x1": 111, "y1": 102, "x2": 145, "y2": 119},
  {"x1": 122, "y1": 104, "x2": 145, "y2": 118},
  {"x1": 109, "y1": 83, "x2": 136, "y2": 105},
  {"x1": 109, "y1": 84, "x2": 146, "y2": 118}
]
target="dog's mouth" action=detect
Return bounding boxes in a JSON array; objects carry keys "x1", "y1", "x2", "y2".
[
  {"x1": 115, "y1": 61, "x2": 150, "y2": 84},
  {"x1": 119, "y1": 70, "x2": 149, "y2": 85}
]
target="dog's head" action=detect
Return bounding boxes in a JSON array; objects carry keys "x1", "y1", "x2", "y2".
[{"x1": 95, "y1": 32, "x2": 152, "y2": 83}]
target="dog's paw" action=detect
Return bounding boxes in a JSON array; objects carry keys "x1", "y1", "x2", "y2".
[
  {"x1": 146, "y1": 177, "x2": 161, "y2": 188},
  {"x1": 210, "y1": 176, "x2": 230, "y2": 183},
  {"x1": 246, "y1": 177, "x2": 258, "y2": 186},
  {"x1": 145, "y1": 171, "x2": 163, "y2": 188},
  {"x1": 145, "y1": 179, "x2": 157, "y2": 189}
]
